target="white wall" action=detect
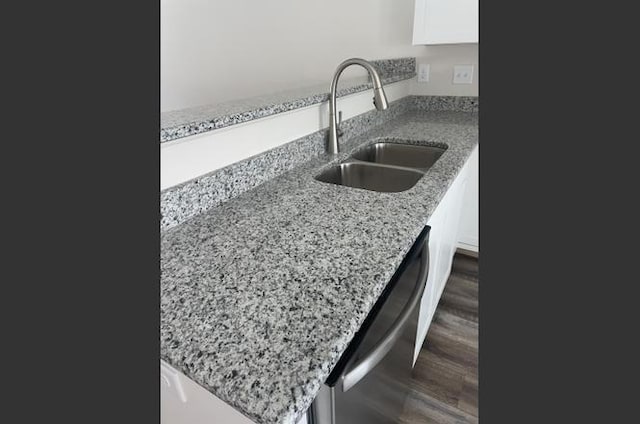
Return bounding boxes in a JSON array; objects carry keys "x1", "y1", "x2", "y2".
[
  {"x1": 412, "y1": 44, "x2": 478, "y2": 96},
  {"x1": 162, "y1": 0, "x2": 477, "y2": 113}
]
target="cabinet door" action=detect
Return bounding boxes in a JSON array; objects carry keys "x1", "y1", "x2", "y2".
[
  {"x1": 414, "y1": 151, "x2": 473, "y2": 363},
  {"x1": 437, "y1": 176, "x2": 467, "y2": 299},
  {"x1": 413, "y1": 0, "x2": 479, "y2": 45},
  {"x1": 414, "y1": 202, "x2": 445, "y2": 363},
  {"x1": 458, "y1": 145, "x2": 479, "y2": 251}
]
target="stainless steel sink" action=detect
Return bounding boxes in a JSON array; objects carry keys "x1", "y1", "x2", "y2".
[
  {"x1": 351, "y1": 142, "x2": 446, "y2": 171},
  {"x1": 314, "y1": 142, "x2": 447, "y2": 193},
  {"x1": 315, "y1": 162, "x2": 424, "y2": 193}
]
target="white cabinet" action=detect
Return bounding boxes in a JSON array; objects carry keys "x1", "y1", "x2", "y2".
[
  {"x1": 161, "y1": 360, "x2": 310, "y2": 424},
  {"x1": 458, "y1": 145, "x2": 478, "y2": 252},
  {"x1": 412, "y1": 0, "x2": 479, "y2": 45},
  {"x1": 161, "y1": 360, "x2": 255, "y2": 424},
  {"x1": 413, "y1": 148, "x2": 474, "y2": 363}
]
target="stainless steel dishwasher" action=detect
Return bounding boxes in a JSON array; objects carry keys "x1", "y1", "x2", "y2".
[{"x1": 311, "y1": 226, "x2": 430, "y2": 424}]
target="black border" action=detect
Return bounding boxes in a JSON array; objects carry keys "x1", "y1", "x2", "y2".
[
  {"x1": 4, "y1": 2, "x2": 160, "y2": 422},
  {"x1": 480, "y1": 0, "x2": 637, "y2": 421}
]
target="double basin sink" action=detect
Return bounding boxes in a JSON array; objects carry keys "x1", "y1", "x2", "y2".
[{"x1": 315, "y1": 140, "x2": 447, "y2": 192}]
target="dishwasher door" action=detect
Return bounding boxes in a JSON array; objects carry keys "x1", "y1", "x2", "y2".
[{"x1": 313, "y1": 226, "x2": 430, "y2": 424}]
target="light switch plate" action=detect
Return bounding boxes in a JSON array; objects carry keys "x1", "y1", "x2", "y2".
[
  {"x1": 453, "y1": 65, "x2": 474, "y2": 84},
  {"x1": 418, "y1": 63, "x2": 430, "y2": 83}
]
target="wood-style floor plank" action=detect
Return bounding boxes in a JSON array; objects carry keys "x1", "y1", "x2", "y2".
[
  {"x1": 438, "y1": 276, "x2": 478, "y2": 322},
  {"x1": 401, "y1": 252, "x2": 479, "y2": 422},
  {"x1": 409, "y1": 349, "x2": 467, "y2": 407},
  {"x1": 451, "y1": 254, "x2": 479, "y2": 277},
  {"x1": 457, "y1": 375, "x2": 478, "y2": 418},
  {"x1": 398, "y1": 388, "x2": 478, "y2": 424}
]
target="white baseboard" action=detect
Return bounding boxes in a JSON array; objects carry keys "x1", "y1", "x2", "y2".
[{"x1": 457, "y1": 240, "x2": 478, "y2": 253}]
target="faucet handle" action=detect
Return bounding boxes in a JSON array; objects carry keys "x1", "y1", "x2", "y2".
[{"x1": 337, "y1": 111, "x2": 344, "y2": 137}]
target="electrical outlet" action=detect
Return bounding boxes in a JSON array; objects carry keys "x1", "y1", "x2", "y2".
[
  {"x1": 453, "y1": 65, "x2": 474, "y2": 84},
  {"x1": 418, "y1": 64, "x2": 430, "y2": 83}
]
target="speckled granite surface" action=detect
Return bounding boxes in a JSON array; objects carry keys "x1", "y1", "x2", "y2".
[
  {"x1": 160, "y1": 110, "x2": 478, "y2": 424},
  {"x1": 161, "y1": 95, "x2": 478, "y2": 231},
  {"x1": 160, "y1": 96, "x2": 414, "y2": 231},
  {"x1": 413, "y1": 95, "x2": 479, "y2": 112},
  {"x1": 160, "y1": 58, "x2": 416, "y2": 143}
]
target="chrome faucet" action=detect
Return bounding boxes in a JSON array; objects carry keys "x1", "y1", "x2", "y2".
[{"x1": 327, "y1": 58, "x2": 389, "y2": 154}]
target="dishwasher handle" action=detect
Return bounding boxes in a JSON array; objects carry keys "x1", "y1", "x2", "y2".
[{"x1": 340, "y1": 241, "x2": 429, "y2": 392}]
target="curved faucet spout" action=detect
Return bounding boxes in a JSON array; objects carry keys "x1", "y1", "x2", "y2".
[{"x1": 328, "y1": 58, "x2": 389, "y2": 155}]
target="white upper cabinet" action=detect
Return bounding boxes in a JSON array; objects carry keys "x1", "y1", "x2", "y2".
[{"x1": 412, "y1": 0, "x2": 479, "y2": 45}]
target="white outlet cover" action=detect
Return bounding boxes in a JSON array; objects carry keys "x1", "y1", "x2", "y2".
[
  {"x1": 418, "y1": 63, "x2": 430, "y2": 83},
  {"x1": 453, "y1": 65, "x2": 474, "y2": 84}
]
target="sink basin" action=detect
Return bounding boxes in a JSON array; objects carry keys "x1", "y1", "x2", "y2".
[
  {"x1": 315, "y1": 162, "x2": 423, "y2": 193},
  {"x1": 351, "y1": 142, "x2": 446, "y2": 171}
]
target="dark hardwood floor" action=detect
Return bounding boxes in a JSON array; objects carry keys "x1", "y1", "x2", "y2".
[{"x1": 399, "y1": 252, "x2": 479, "y2": 423}]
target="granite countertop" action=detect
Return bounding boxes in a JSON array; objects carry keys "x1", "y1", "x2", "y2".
[
  {"x1": 160, "y1": 110, "x2": 478, "y2": 424},
  {"x1": 160, "y1": 57, "x2": 416, "y2": 143}
]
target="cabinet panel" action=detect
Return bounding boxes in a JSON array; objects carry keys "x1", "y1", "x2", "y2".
[
  {"x1": 413, "y1": 0, "x2": 479, "y2": 45},
  {"x1": 161, "y1": 360, "x2": 255, "y2": 424},
  {"x1": 438, "y1": 178, "x2": 467, "y2": 299},
  {"x1": 162, "y1": 359, "x2": 310, "y2": 424},
  {"x1": 414, "y1": 150, "x2": 474, "y2": 363},
  {"x1": 458, "y1": 145, "x2": 479, "y2": 251},
  {"x1": 414, "y1": 203, "x2": 445, "y2": 363}
]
